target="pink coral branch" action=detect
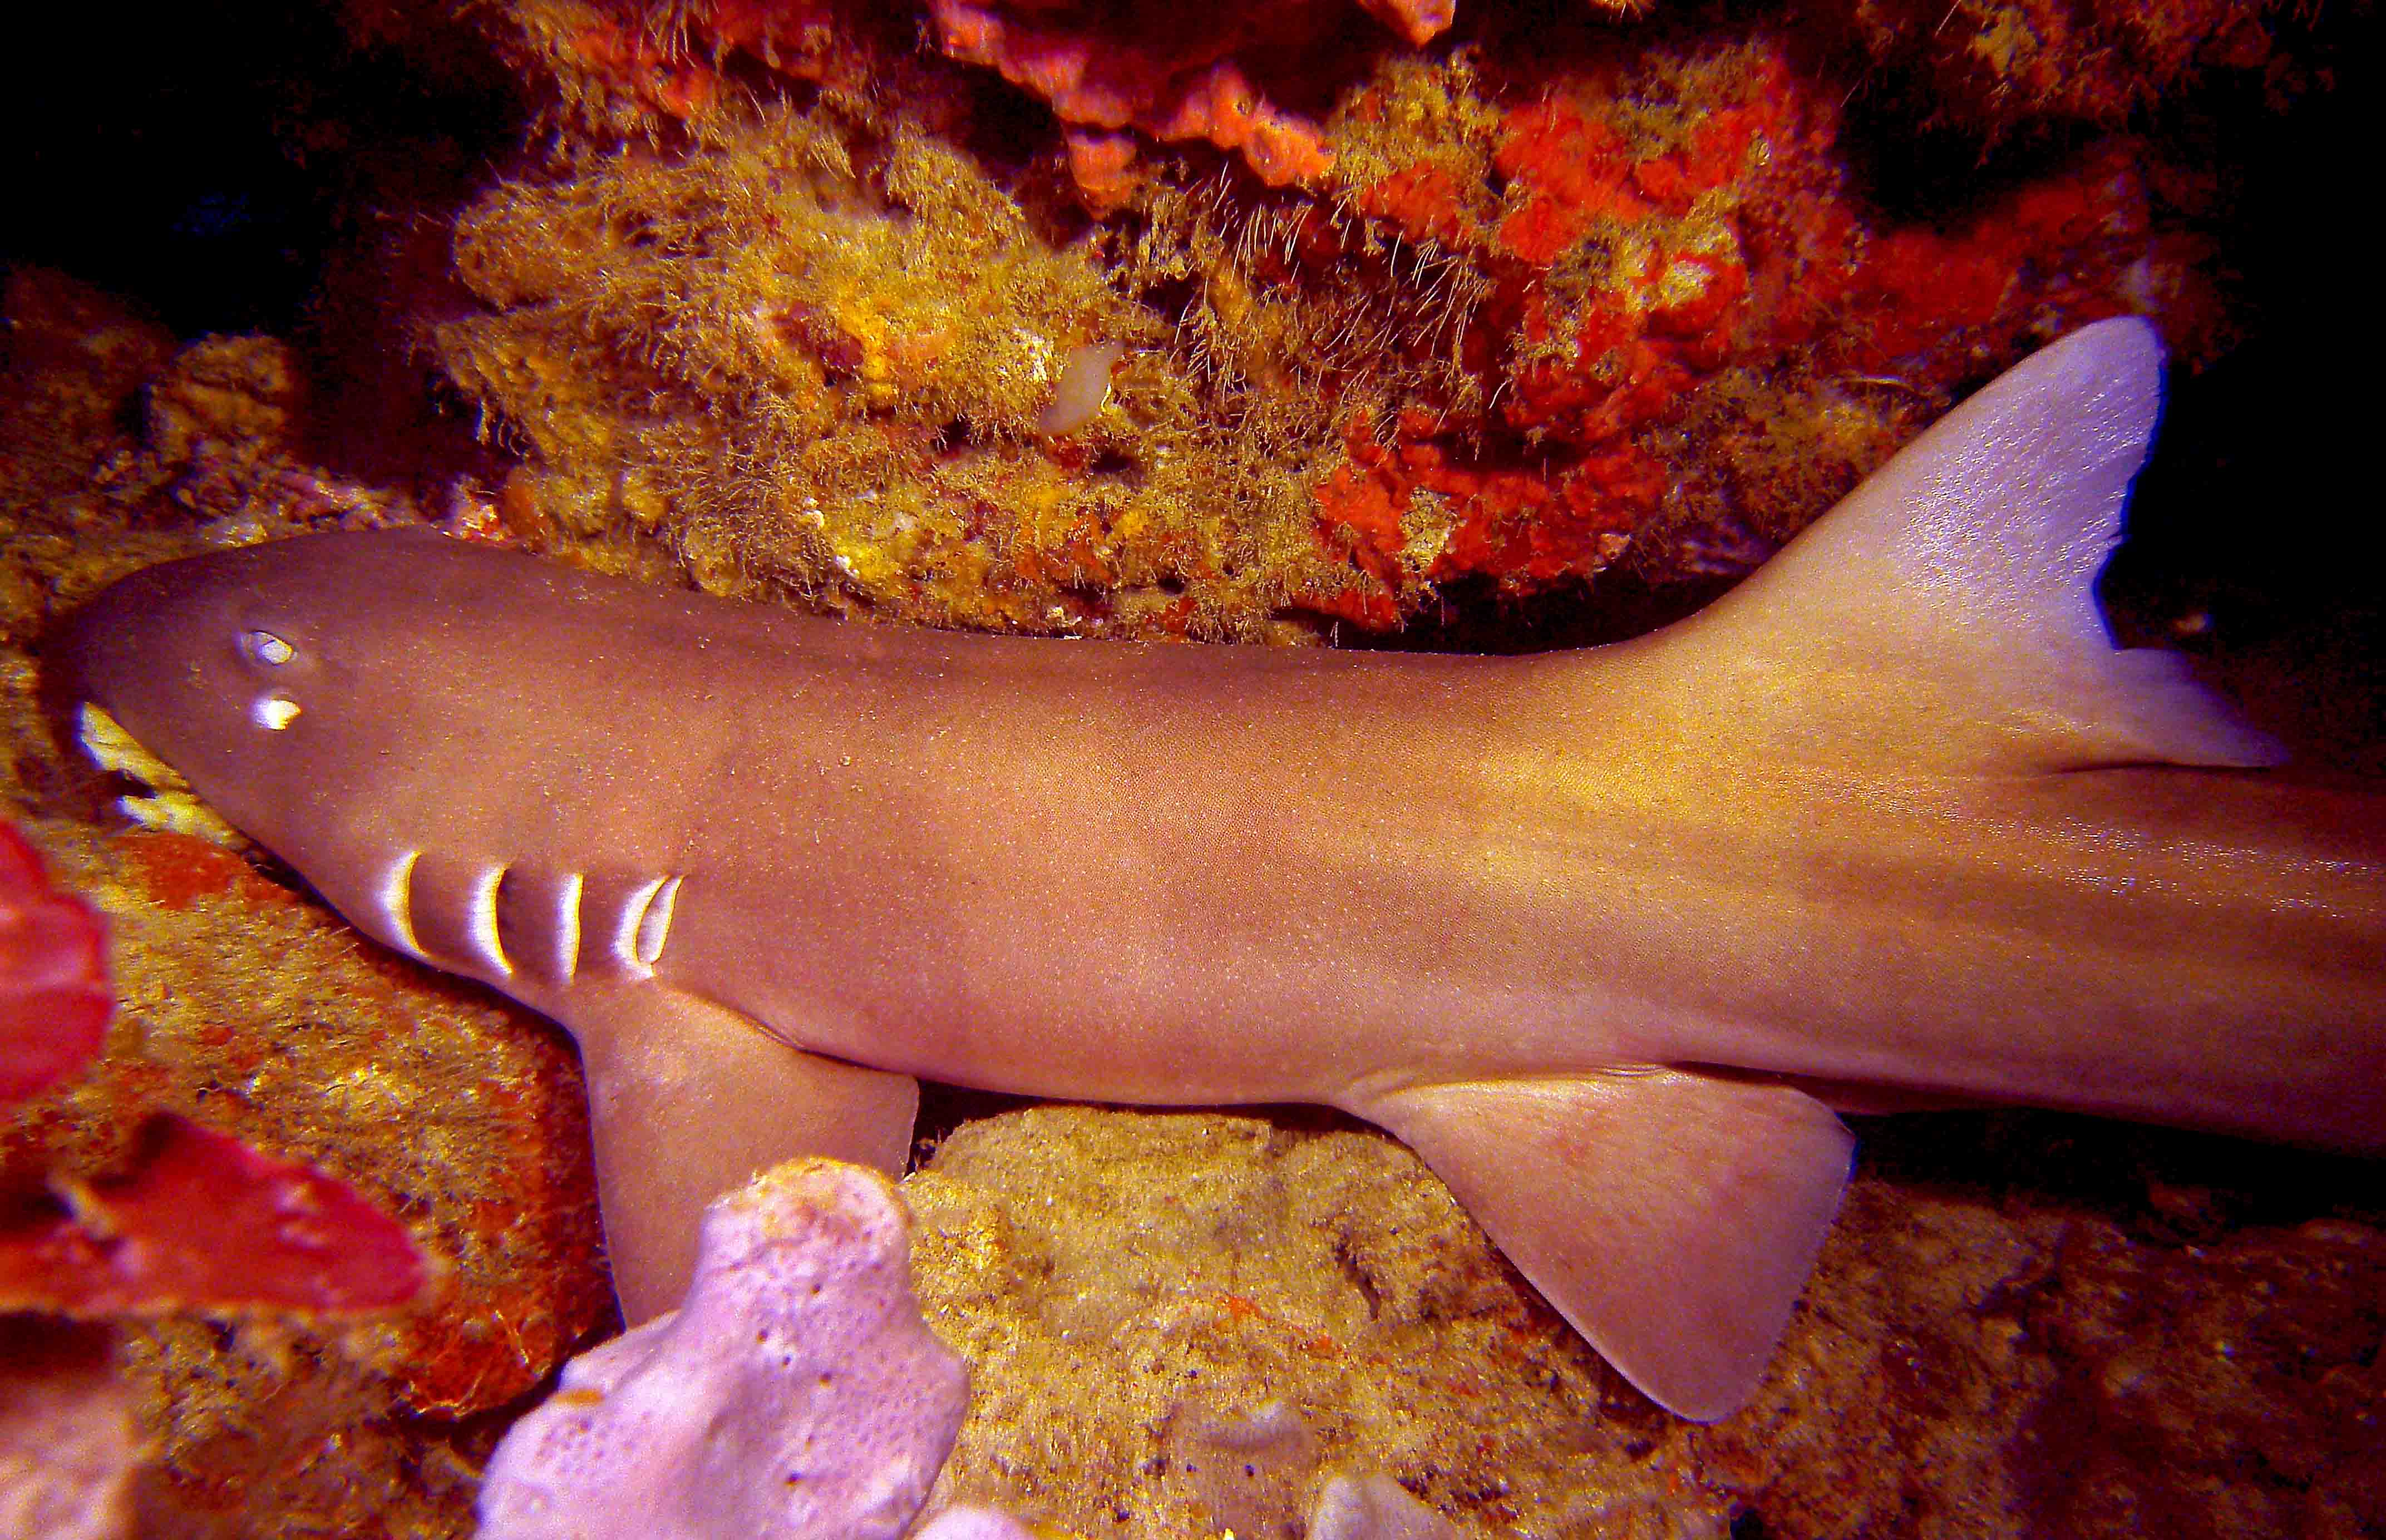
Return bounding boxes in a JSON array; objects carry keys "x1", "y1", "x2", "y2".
[
  {"x1": 0, "y1": 823, "x2": 111, "y2": 1107},
  {"x1": 0, "y1": 1114, "x2": 433, "y2": 1317}
]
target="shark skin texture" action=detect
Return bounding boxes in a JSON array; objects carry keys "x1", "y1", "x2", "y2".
[{"x1": 52, "y1": 319, "x2": 2386, "y2": 1422}]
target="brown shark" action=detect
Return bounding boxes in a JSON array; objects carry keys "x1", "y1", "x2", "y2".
[{"x1": 52, "y1": 320, "x2": 2386, "y2": 1421}]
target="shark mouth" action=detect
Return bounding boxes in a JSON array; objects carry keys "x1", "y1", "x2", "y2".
[{"x1": 77, "y1": 704, "x2": 247, "y2": 849}]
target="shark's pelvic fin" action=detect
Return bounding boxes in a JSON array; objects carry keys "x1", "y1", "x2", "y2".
[
  {"x1": 1625, "y1": 317, "x2": 2283, "y2": 774},
  {"x1": 561, "y1": 985, "x2": 919, "y2": 1321},
  {"x1": 1353, "y1": 1070, "x2": 1853, "y2": 1423}
]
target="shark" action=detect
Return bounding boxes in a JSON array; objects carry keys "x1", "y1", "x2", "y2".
[{"x1": 52, "y1": 319, "x2": 2386, "y2": 1421}]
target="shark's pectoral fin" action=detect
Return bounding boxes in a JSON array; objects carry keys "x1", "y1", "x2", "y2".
[
  {"x1": 556, "y1": 986, "x2": 918, "y2": 1322},
  {"x1": 1354, "y1": 1068, "x2": 1853, "y2": 1423}
]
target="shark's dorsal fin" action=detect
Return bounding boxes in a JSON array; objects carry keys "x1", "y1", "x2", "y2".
[{"x1": 1617, "y1": 318, "x2": 2283, "y2": 774}]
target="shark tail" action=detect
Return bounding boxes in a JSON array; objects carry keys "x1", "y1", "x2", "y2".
[
  {"x1": 1351, "y1": 319, "x2": 2288, "y2": 1424},
  {"x1": 1618, "y1": 315, "x2": 2283, "y2": 776}
]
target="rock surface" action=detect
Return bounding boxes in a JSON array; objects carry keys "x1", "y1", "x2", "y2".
[{"x1": 909, "y1": 1103, "x2": 2386, "y2": 1537}]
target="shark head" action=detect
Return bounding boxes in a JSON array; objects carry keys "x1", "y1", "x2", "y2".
[
  {"x1": 51, "y1": 529, "x2": 747, "y2": 1001},
  {"x1": 52, "y1": 530, "x2": 534, "y2": 877},
  {"x1": 61, "y1": 536, "x2": 352, "y2": 852}
]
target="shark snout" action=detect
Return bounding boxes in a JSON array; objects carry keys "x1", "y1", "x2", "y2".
[
  {"x1": 53, "y1": 562, "x2": 205, "y2": 739},
  {"x1": 47, "y1": 551, "x2": 305, "y2": 812}
]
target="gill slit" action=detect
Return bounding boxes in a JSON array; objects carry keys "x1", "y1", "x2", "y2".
[
  {"x1": 638, "y1": 875, "x2": 682, "y2": 969},
  {"x1": 612, "y1": 876, "x2": 667, "y2": 978},
  {"x1": 470, "y1": 863, "x2": 514, "y2": 978},
  {"x1": 378, "y1": 850, "x2": 425, "y2": 959},
  {"x1": 608, "y1": 874, "x2": 684, "y2": 978},
  {"x1": 555, "y1": 871, "x2": 584, "y2": 983}
]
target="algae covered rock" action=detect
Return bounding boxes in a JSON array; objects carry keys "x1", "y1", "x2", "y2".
[
  {"x1": 904, "y1": 1104, "x2": 2386, "y2": 1538},
  {"x1": 905, "y1": 1105, "x2": 1712, "y2": 1538}
]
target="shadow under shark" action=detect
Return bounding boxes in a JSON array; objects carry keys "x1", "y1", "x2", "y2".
[{"x1": 53, "y1": 319, "x2": 2386, "y2": 1421}]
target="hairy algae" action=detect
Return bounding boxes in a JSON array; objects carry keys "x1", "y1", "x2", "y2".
[{"x1": 434, "y1": 103, "x2": 1414, "y2": 639}]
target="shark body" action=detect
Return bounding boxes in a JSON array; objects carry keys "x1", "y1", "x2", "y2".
[{"x1": 55, "y1": 320, "x2": 2386, "y2": 1420}]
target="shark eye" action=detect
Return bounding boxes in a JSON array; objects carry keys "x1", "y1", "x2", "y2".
[{"x1": 243, "y1": 630, "x2": 294, "y2": 666}]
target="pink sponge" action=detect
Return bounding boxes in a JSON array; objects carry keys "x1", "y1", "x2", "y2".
[{"x1": 477, "y1": 1159, "x2": 968, "y2": 1540}]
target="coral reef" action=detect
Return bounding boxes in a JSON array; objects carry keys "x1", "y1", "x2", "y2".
[
  {"x1": 925, "y1": 0, "x2": 1352, "y2": 194},
  {"x1": 1303, "y1": 36, "x2": 2234, "y2": 611},
  {"x1": 0, "y1": 270, "x2": 176, "y2": 546},
  {"x1": 488, "y1": 0, "x2": 881, "y2": 141},
  {"x1": 908, "y1": 1107, "x2": 1712, "y2": 1536},
  {"x1": 103, "y1": 333, "x2": 430, "y2": 547},
  {"x1": 478, "y1": 1159, "x2": 967, "y2": 1540},
  {"x1": 909, "y1": 1104, "x2": 2386, "y2": 1538},
  {"x1": 431, "y1": 9, "x2": 2245, "y2": 639},
  {"x1": 1816, "y1": 0, "x2": 2291, "y2": 142},
  {"x1": 431, "y1": 101, "x2": 1396, "y2": 638}
]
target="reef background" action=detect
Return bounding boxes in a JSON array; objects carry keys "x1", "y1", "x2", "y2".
[{"x1": 1, "y1": 0, "x2": 2381, "y2": 1535}]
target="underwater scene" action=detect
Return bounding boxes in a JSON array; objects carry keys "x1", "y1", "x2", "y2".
[{"x1": 1, "y1": 0, "x2": 2381, "y2": 1534}]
